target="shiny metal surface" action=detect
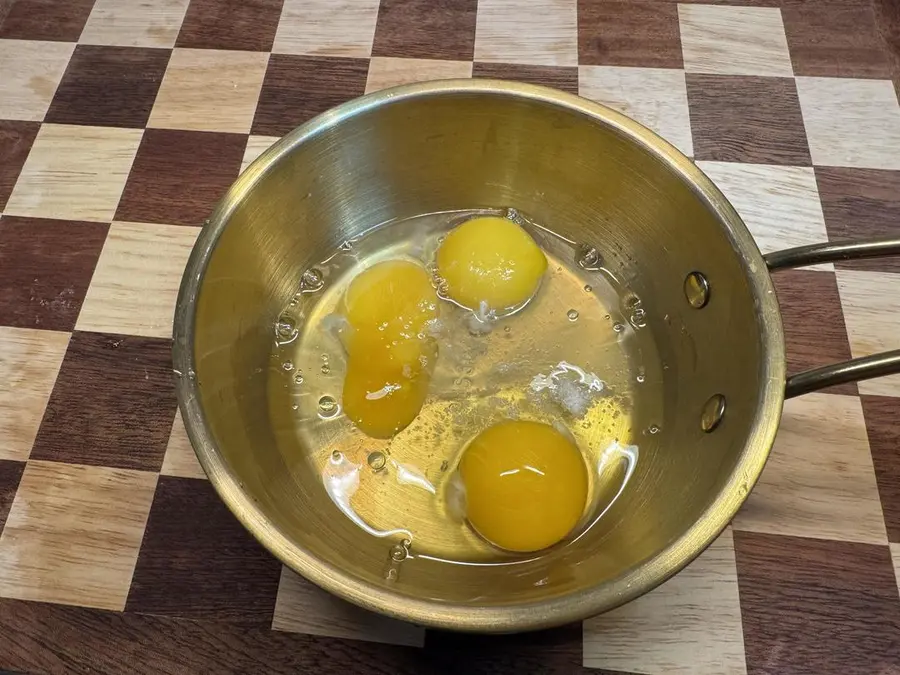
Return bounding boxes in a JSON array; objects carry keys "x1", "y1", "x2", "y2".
[
  {"x1": 766, "y1": 238, "x2": 900, "y2": 396},
  {"x1": 172, "y1": 80, "x2": 789, "y2": 632}
]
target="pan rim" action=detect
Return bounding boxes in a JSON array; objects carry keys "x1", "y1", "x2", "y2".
[{"x1": 172, "y1": 78, "x2": 786, "y2": 633}]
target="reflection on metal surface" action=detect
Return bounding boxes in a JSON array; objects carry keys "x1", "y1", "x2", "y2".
[
  {"x1": 700, "y1": 394, "x2": 726, "y2": 433},
  {"x1": 172, "y1": 80, "x2": 792, "y2": 633},
  {"x1": 683, "y1": 271, "x2": 710, "y2": 309}
]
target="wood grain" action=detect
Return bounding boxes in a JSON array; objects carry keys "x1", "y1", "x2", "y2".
[
  {"x1": 125, "y1": 476, "x2": 283, "y2": 624},
  {"x1": 252, "y1": 54, "x2": 368, "y2": 135},
  {"x1": 473, "y1": 62, "x2": 578, "y2": 95},
  {"x1": 372, "y1": 0, "x2": 477, "y2": 61},
  {"x1": 0, "y1": 461, "x2": 157, "y2": 611},
  {"x1": 862, "y1": 395, "x2": 900, "y2": 544},
  {"x1": 365, "y1": 56, "x2": 472, "y2": 94},
  {"x1": 816, "y1": 166, "x2": 900, "y2": 274},
  {"x1": 796, "y1": 76, "x2": 900, "y2": 171},
  {"x1": 0, "y1": 0, "x2": 96, "y2": 41},
  {"x1": 0, "y1": 597, "x2": 428, "y2": 675},
  {"x1": 0, "y1": 216, "x2": 109, "y2": 332},
  {"x1": 578, "y1": 0, "x2": 682, "y2": 69},
  {"x1": 0, "y1": 326, "x2": 70, "y2": 461},
  {"x1": 837, "y1": 270, "x2": 900, "y2": 398},
  {"x1": 30, "y1": 332, "x2": 178, "y2": 472},
  {"x1": 175, "y1": 0, "x2": 284, "y2": 52},
  {"x1": 0, "y1": 121, "x2": 40, "y2": 211},
  {"x1": 781, "y1": 0, "x2": 893, "y2": 78},
  {"x1": 733, "y1": 393, "x2": 887, "y2": 545},
  {"x1": 273, "y1": 0, "x2": 381, "y2": 57},
  {"x1": 0, "y1": 460, "x2": 24, "y2": 535},
  {"x1": 474, "y1": 0, "x2": 578, "y2": 67},
  {"x1": 773, "y1": 269, "x2": 857, "y2": 396},
  {"x1": 148, "y1": 48, "x2": 269, "y2": 134},
  {"x1": 160, "y1": 409, "x2": 207, "y2": 480},
  {"x1": 686, "y1": 74, "x2": 811, "y2": 165},
  {"x1": 45, "y1": 45, "x2": 171, "y2": 128},
  {"x1": 734, "y1": 531, "x2": 900, "y2": 675},
  {"x1": 585, "y1": 529, "x2": 746, "y2": 675},
  {"x1": 679, "y1": 4, "x2": 793, "y2": 77},
  {"x1": 79, "y1": 0, "x2": 192, "y2": 49},
  {"x1": 76, "y1": 221, "x2": 200, "y2": 338},
  {"x1": 115, "y1": 128, "x2": 245, "y2": 226},
  {"x1": 0, "y1": 39, "x2": 75, "y2": 121},
  {"x1": 272, "y1": 566, "x2": 424, "y2": 646},
  {"x1": 4, "y1": 124, "x2": 143, "y2": 223}
]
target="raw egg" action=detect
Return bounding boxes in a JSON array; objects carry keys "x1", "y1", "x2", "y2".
[
  {"x1": 340, "y1": 260, "x2": 438, "y2": 438},
  {"x1": 458, "y1": 420, "x2": 588, "y2": 552},
  {"x1": 435, "y1": 216, "x2": 547, "y2": 313}
]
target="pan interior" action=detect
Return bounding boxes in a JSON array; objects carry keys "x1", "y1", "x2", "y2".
[{"x1": 187, "y1": 86, "x2": 776, "y2": 620}]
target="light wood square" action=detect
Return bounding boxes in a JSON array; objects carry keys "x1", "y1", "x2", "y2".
[
  {"x1": 5, "y1": 124, "x2": 143, "y2": 222},
  {"x1": 161, "y1": 409, "x2": 206, "y2": 480},
  {"x1": 365, "y1": 57, "x2": 472, "y2": 94},
  {"x1": 796, "y1": 77, "x2": 900, "y2": 171},
  {"x1": 679, "y1": 4, "x2": 793, "y2": 77},
  {"x1": 0, "y1": 327, "x2": 70, "y2": 462},
  {"x1": 76, "y1": 222, "x2": 200, "y2": 338},
  {"x1": 584, "y1": 528, "x2": 746, "y2": 675},
  {"x1": 579, "y1": 65, "x2": 693, "y2": 156},
  {"x1": 242, "y1": 135, "x2": 281, "y2": 173},
  {"x1": 0, "y1": 460, "x2": 157, "y2": 610},
  {"x1": 272, "y1": 566, "x2": 424, "y2": 646},
  {"x1": 837, "y1": 270, "x2": 900, "y2": 397},
  {"x1": 697, "y1": 162, "x2": 830, "y2": 269},
  {"x1": 475, "y1": 0, "x2": 577, "y2": 67},
  {"x1": 80, "y1": 0, "x2": 191, "y2": 48},
  {"x1": 733, "y1": 393, "x2": 887, "y2": 544},
  {"x1": 0, "y1": 39, "x2": 74, "y2": 121},
  {"x1": 149, "y1": 48, "x2": 269, "y2": 134},
  {"x1": 273, "y1": 0, "x2": 380, "y2": 57}
]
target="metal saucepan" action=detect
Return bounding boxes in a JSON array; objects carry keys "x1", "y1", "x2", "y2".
[{"x1": 173, "y1": 81, "x2": 900, "y2": 632}]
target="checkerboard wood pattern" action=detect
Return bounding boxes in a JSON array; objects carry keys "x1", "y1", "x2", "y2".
[{"x1": 1, "y1": 0, "x2": 899, "y2": 672}]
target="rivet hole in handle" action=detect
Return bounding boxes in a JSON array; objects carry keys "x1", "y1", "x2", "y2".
[{"x1": 763, "y1": 236, "x2": 900, "y2": 399}]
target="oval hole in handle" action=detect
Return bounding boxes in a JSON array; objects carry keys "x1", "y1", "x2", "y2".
[{"x1": 764, "y1": 237, "x2": 900, "y2": 398}]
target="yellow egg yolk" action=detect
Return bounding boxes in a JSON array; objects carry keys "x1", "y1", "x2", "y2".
[
  {"x1": 458, "y1": 420, "x2": 588, "y2": 552},
  {"x1": 340, "y1": 260, "x2": 438, "y2": 438},
  {"x1": 341, "y1": 356, "x2": 431, "y2": 439},
  {"x1": 435, "y1": 216, "x2": 547, "y2": 313}
]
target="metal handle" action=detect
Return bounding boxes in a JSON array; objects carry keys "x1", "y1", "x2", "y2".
[{"x1": 763, "y1": 237, "x2": 900, "y2": 399}]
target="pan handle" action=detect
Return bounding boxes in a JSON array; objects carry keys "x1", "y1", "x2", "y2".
[{"x1": 763, "y1": 236, "x2": 900, "y2": 399}]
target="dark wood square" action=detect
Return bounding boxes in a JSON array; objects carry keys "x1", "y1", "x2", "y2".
[
  {"x1": 30, "y1": 331, "x2": 177, "y2": 472},
  {"x1": 0, "y1": 217, "x2": 108, "y2": 332},
  {"x1": 372, "y1": 0, "x2": 478, "y2": 61},
  {"x1": 686, "y1": 74, "x2": 811, "y2": 165},
  {"x1": 773, "y1": 270, "x2": 857, "y2": 396},
  {"x1": 577, "y1": 0, "x2": 682, "y2": 69},
  {"x1": 472, "y1": 63, "x2": 579, "y2": 96},
  {"x1": 816, "y1": 167, "x2": 900, "y2": 274},
  {"x1": 0, "y1": 460, "x2": 25, "y2": 536},
  {"x1": 115, "y1": 129, "x2": 245, "y2": 226},
  {"x1": 45, "y1": 45, "x2": 171, "y2": 129},
  {"x1": 125, "y1": 476, "x2": 282, "y2": 625},
  {"x1": 176, "y1": 0, "x2": 284, "y2": 52},
  {"x1": 782, "y1": 0, "x2": 894, "y2": 79},
  {"x1": 252, "y1": 55, "x2": 368, "y2": 137},
  {"x1": 0, "y1": 0, "x2": 96, "y2": 41},
  {"x1": 0, "y1": 121, "x2": 40, "y2": 211},
  {"x1": 734, "y1": 531, "x2": 900, "y2": 675},
  {"x1": 862, "y1": 395, "x2": 900, "y2": 543}
]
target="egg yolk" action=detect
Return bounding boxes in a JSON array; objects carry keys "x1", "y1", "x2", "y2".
[
  {"x1": 341, "y1": 355, "x2": 431, "y2": 439},
  {"x1": 459, "y1": 420, "x2": 588, "y2": 552},
  {"x1": 340, "y1": 260, "x2": 438, "y2": 438},
  {"x1": 435, "y1": 216, "x2": 547, "y2": 313}
]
